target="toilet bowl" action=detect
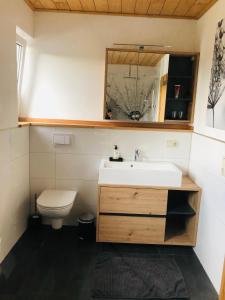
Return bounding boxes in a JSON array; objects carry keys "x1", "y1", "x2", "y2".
[{"x1": 37, "y1": 190, "x2": 77, "y2": 230}]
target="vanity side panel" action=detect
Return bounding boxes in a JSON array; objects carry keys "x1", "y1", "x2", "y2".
[
  {"x1": 186, "y1": 190, "x2": 202, "y2": 245},
  {"x1": 96, "y1": 186, "x2": 101, "y2": 242}
]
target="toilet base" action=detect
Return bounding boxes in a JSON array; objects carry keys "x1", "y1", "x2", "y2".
[{"x1": 51, "y1": 218, "x2": 63, "y2": 230}]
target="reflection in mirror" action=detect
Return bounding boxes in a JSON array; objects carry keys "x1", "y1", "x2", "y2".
[{"x1": 105, "y1": 50, "x2": 170, "y2": 122}]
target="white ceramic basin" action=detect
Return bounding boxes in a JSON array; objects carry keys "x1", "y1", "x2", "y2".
[{"x1": 98, "y1": 159, "x2": 182, "y2": 187}]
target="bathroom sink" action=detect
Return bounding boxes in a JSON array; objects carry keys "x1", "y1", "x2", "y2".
[{"x1": 98, "y1": 160, "x2": 182, "y2": 187}]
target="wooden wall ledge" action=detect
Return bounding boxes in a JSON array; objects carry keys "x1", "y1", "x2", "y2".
[{"x1": 18, "y1": 117, "x2": 193, "y2": 131}]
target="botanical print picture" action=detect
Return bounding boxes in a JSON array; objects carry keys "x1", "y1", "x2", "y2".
[{"x1": 207, "y1": 19, "x2": 225, "y2": 129}]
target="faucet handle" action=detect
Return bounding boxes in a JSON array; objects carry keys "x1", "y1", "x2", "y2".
[{"x1": 134, "y1": 148, "x2": 141, "y2": 161}]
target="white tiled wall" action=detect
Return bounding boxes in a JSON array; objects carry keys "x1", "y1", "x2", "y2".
[
  {"x1": 30, "y1": 126, "x2": 192, "y2": 224},
  {"x1": 0, "y1": 127, "x2": 30, "y2": 263},
  {"x1": 189, "y1": 133, "x2": 225, "y2": 292}
]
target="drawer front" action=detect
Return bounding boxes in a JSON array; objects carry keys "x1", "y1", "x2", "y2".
[
  {"x1": 99, "y1": 187, "x2": 168, "y2": 215},
  {"x1": 98, "y1": 215, "x2": 166, "y2": 244}
]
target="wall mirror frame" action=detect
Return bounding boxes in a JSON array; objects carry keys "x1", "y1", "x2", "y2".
[{"x1": 103, "y1": 48, "x2": 199, "y2": 130}]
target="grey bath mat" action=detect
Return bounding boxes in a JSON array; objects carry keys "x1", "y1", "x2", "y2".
[{"x1": 92, "y1": 253, "x2": 189, "y2": 299}]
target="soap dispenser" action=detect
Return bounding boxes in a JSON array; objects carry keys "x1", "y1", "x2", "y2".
[
  {"x1": 109, "y1": 145, "x2": 123, "y2": 162},
  {"x1": 113, "y1": 145, "x2": 120, "y2": 160}
]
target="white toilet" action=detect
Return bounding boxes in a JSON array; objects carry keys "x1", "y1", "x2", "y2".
[{"x1": 37, "y1": 190, "x2": 77, "y2": 230}]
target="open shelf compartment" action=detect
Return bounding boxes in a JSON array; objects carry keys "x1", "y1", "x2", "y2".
[
  {"x1": 165, "y1": 190, "x2": 200, "y2": 246},
  {"x1": 165, "y1": 55, "x2": 197, "y2": 122},
  {"x1": 167, "y1": 191, "x2": 196, "y2": 216}
]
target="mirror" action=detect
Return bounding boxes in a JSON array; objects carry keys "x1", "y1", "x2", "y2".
[{"x1": 104, "y1": 49, "x2": 198, "y2": 123}]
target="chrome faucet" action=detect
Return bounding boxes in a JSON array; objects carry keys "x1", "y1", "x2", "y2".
[{"x1": 134, "y1": 149, "x2": 141, "y2": 161}]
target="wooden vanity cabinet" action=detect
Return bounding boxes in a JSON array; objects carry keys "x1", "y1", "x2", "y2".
[
  {"x1": 99, "y1": 187, "x2": 168, "y2": 215},
  {"x1": 99, "y1": 215, "x2": 166, "y2": 244},
  {"x1": 96, "y1": 176, "x2": 201, "y2": 246}
]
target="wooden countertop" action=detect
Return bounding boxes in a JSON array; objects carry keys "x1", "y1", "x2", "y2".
[
  {"x1": 99, "y1": 176, "x2": 201, "y2": 191},
  {"x1": 18, "y1": 118, "x2": 193, "y2": 132}
]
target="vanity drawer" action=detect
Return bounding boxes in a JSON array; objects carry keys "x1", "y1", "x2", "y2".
[
  {"x1": 99, "y1": 187, "x2": 168, "y2": 215},
  {"x1": 98, "y1": 215, "x2": 166, "y2": 244}
]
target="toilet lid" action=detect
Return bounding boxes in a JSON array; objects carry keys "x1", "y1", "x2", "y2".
[{"x1": 37, "y1": 190, "x2": 77, "y2": 208}]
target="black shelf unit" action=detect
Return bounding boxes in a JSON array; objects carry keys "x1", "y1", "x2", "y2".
[
  {"x1": 165, "y1": 55, "x2": 197, "y2": 121},
  {"x1": 167, "y1": 201, "x2": 195, "y2": 216},
  {"x1": 167, "y1": 97, "x2": 192, "y2": 102}
]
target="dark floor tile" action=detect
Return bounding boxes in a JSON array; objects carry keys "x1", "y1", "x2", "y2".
[
  {"x1": 157, "y1": 245, "x2": 194, "y2": 256},
  {"x1": 20, "y1": 294, "x2": 73, "y2": 300},
  {"x1": 0, "y1": 296, "x2": 16, "y2": 300},
  {"x1": 18, "y1": 247, "x2": 96, "y2": 297},
  {"x1": 0, "y1": 227, "x2": 219, "y2": 300},
  {"x1": 98, "y1": 242, "x2": 159, "y2": 256},
  {"x1": 0, "y1": 252, "x2": 37, "y2": 294},
  {"x1": 175, "y1": 254, "x2": 218, "y2": 300}
]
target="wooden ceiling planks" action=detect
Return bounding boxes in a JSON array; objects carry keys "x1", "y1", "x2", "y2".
[
  {"x1": 39, "y1": 0, "x2": 56, "y2": 9},
  {"x1": 107, "y1": 50, "x2": 164, "y2": 67},
  {"x1": 173, "y1": 0, "x2": 196, "y2": 16},
  {"x1": 94, "y1": 0, "x2": 108, "y2": 12},
  {"x1": 28, "y1": 0, "x2": 43, "y2": 9},
  {"x1": 148, "y1": 0, "x2": 166, "y2": 15},
  {"x1": 107, "y1": 0, "x2": 121, "y2": 13},
  {"x1": 24, "y1": 0, "x2": 218, "y2": 19},
  {"x1": 122, "y1": 0, "x2": 136, "y2": 14},
  {"x1": 161, "y1": 0, "x2": 180, "y2": 15},
  {"x1": 81, "y1": 0, "x2": 96, "y2": 11},
  {"x1": 135, "y1": 0, "x2": 151, "y2": 14},
  {"x1": 53, "y1": 0, "x2": 70, "y2": 10},
  {"x1": 66, "y1": 0, "x2": 82, "y2": 10},
  {"x1": 185, "y1": 0, "x2": 215, "y2": 18}
]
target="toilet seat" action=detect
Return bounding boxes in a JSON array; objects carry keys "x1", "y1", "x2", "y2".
[
  {"x1": 37, "y1": 203, "x2": 72, "y2": 210},
  {"x1": 37, "y1": 190, "x2": 77, "y2": 209}
]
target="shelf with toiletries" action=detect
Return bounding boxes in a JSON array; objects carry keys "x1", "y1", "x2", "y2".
[{"x1": 164, "y1": 54, "x2": 198, "y2": 122}]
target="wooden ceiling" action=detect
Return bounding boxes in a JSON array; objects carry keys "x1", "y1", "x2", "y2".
[
  {"x1": 25, "y1": 0, "x2": 217, "y2": 20},
  {"x1": 107, "y1": 50, "x2": 164, "y2": 66}
]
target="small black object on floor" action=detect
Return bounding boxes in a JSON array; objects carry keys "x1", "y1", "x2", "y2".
[
  {"x1": 78, "y1": 213, "x2": 95, "y2": 241},
  {"x1": 93, "y1": 252, "x2": 189, "y2": 299},
  {"x1": 0, "y1": 226, "x2": 218, "y2": 300}
]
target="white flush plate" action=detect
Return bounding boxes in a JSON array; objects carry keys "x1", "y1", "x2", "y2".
[{"x1": 53, "y1": 134, "x2": 71, "y2": 145}]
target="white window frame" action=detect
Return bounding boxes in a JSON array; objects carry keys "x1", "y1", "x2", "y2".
[
  {"x1": 16, "y1": 34, "x2": 26, "y2": 110},
  {"x1": 16, "y1": 42, "x2": 23, "y2": 82}
]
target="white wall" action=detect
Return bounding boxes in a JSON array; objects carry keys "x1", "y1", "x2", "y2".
[
  {"x1": 0, "y1": 127, "x2": 30, "y2": 263},
  {"x1": 0, "y1": 0, "x2": 33, "y2": 263},
  {"x1": 20, "y1": 12, "x2": 197, "y2": 120},
  {"x1": 189, "y1": 0, "x2": 225, "y2": 292},
  {"x1": 0, "y1": 0, "x2": 33, "y2": 130},
  {"x1": 29, "y1": 126, "x2": 192, "y2": 224},
  {"x1": 189, "y1": 133, "x2": 225, "y2": 292}
]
